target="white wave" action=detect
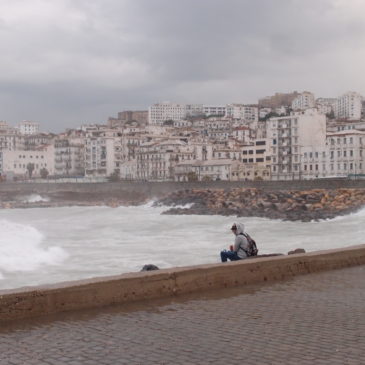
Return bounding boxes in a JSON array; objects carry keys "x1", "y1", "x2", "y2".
[
  {"x1": 0, "y1": 220, "x2": 68, "y2": 276},
  {"x1": 23, "y1": 194, "x2": 50, "y2": 203}
]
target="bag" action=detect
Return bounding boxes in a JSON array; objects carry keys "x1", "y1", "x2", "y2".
[{"x1": 240, "y1": 233, "x2": 258, "y2": 257}]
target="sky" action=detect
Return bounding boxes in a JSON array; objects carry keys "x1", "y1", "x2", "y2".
[{"x1": 1, "y1": 0, "x2": 365, "y2": 132}]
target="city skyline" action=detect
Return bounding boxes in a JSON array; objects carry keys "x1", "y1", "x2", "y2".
[{"x1": 1, "y1": 0, "x2": 365, "y2": 131}]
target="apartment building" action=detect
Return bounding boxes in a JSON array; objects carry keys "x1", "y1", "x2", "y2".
[
  {"x1": 174, "y1": 159, "x2": 232, "y2": 181},
  {"x1": 18, "y1": 121, "x2": 40, "y2": 135},
  {"x1": 301, "y1": 131, "x2": 365, "y2": 178},
  {"x1": 334, "y1": 92, "x2": 362, "y2": 120},
  {"x1": 54, "y1": 138, "x2": 84, "y2": 177},
  {"x1": 267, "y1": 109, "x2": 326, "y2": 180},
  {"x1": 203, "y1": 105, "x2": 226, "y2": 117},
  {"x1": 230, "y1": 159, "x2": 271, "y2": 181},
  {"x1": 226, "y1": 104, "x2": 258, "y2": 122},
  {"x1": 137, "y1": 139, "x2": 195, "y2": 181},
  {"x1": 148, "y1": 102, "x2": 203, "y2": 125},
  {"x1": 291, "y1": 92, "x2": 315, "y2": 110}
]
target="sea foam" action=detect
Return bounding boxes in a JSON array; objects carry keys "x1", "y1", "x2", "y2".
[{"x1": 0, "y1": 219, "x2": 68, "y2": 278}]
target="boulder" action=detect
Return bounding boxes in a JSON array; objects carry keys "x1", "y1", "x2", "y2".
[
  {"x1": 141, "y1": 264, "x2": 160, "y2": 271},
  {"x1": 288, "y1": 248, "x2": 306, "y2": 255}
]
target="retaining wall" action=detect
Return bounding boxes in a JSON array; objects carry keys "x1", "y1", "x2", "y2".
[
  {"x1": 1, "y1": 179, "x2": 365, "y2": 198},
  {"x1": 1, "y1": 244, "x2": 365, "y2": 322}
]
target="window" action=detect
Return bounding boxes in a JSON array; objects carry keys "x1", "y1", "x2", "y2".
[
  {"x1": 322, "y1": 152, "x2": 326, "y2": 158},
  {"x1": 344, "y1": 163, "x2": 347, "y2": 170},
  {"x1": 350, "y1": 163, "x2": 353, "y2": 170},
  {"x1": 248, "y1": 150, "x2": 254, "y2": 154},
  {"x1": 249, "y1": 158, "x2": 254, "y2": 162},
  {"x1": 256, "y1": 158, "x2": 264, "y2": 162},
  {"x1": 243, "y1": 159, "x2": 248, "y2": 163},
  {"x1": 310, "y1": 165, "x2": 313, "y2": 171},
  {"x1": 315, "y1": 164, "x2": 318, "y2": 171},
  {"x1": 256, "y1": 149, "x2": 265, "y2": 154},
  {"x1": 350, "y1": 137, "x2": 353, "y2": 144},
  {"x1": 255, "y1": 141, "x2": 266, "y2": 145},
  {"x1": 344, "y1": 150, "x2": 347, "y2": 157},
  {"x1": 273, "y1": 139, "x2": 277, "y2": 145},
  {"x1": 350, "y1": 150, "x2": 353, "y2": 157},
  {"x1": 344, "y1": 138, "x2": 347, "y2": 144},
  {"x1": 337, "y1": 151, "x2": 341, "y2": 157},
  {"x1": 243, "y1": 151, "x2": 247, "y2": 155},
  {"x1": 310, "y1": 152, "x2": 313, "y2": 158},
  {"x1": 304, "y1": 165, "x2": 307, "y2": 171},
  {"x1": 315, "y1": 152, "x2": 318, "y2": 158},
  {"x1": 331, "y1": 151, "x2": 334, "y2": 159},
  {"x1": 304, "y1": 153, "x2": 307, "y2": 158}
]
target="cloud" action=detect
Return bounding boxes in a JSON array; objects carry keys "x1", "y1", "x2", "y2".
[{"x1": 0, "y1": 0, "x2": 364, "y2": 131}]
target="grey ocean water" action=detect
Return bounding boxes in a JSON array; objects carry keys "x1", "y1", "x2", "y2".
[{"x1": 1, "y1": 198, "x2": 364, "y2": 290}]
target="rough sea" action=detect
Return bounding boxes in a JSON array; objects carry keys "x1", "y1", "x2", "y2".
[{"x1": 1, "y1": 194, "x2": 364, "y2": 290}]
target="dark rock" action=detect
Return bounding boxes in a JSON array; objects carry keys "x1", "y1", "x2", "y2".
[
  {"x1": 141, "y1": 264, "x2": 160, "y2": 271},
  {"x1": 287, "y1": 248, "x2": 306, "y2": 255}
]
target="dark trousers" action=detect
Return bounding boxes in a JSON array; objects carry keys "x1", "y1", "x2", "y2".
[{"x1": 220, "y1": 250, "x2": 241, "y2": 262}]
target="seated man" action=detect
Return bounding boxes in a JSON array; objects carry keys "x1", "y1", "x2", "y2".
[{"x1": 220, "y1": 223, "x2": 249, "y2": 262}]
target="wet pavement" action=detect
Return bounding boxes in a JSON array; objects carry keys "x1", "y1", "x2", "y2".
[{"x1": 1, "y1": 265, "x2": 365, "y2": 365}]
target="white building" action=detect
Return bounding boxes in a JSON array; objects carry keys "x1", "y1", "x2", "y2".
[
  {"x1": 174, "y1": 159, "x2": 232, "y2": 181},
  {"x1": 267, "y1": 109, "x2": 326, "y2": 180},
  {"x1": 203, "y1": 105, "x2": 226, "y2": 117},
  {"x1": 226, "y1": 104, "x2": 258, "y2": 122},
  {"x1": 301, "y1": 131, "x2": 365, "y2": 179},
  {"x1": 334, "y1": 92, "x2": 362, "y2": 120},
  {"x1": 148, "y1": 102, "x2": 203, "y2": 125},
  {"x1": 2, "y1": 145, "x2": 54, "y2": 179},
  {"x1": 18, "y1": 121, "x2": 40, "y2": 135},
  {"x1": 291, "y1": 92, "x2": 315, "y2": 111}
]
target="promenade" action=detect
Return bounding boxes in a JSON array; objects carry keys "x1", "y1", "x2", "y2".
[{"x1": 1, "y1": 265, "x2": 365, "y2": 365}]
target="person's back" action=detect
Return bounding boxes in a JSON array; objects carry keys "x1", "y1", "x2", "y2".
[
  {"x1": 220, "y1": 222, "x2": 249, "y2": 262},
  {"x1": 234, "y1": 223, "x2": 249, "y2": 259}
]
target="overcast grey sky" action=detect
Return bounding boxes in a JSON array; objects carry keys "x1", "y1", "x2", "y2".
[{"x1": 1, "y1": 0, "x2": 365, "y2": 132}]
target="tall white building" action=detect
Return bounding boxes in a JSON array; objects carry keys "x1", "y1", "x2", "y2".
[
  {"x1": 203, "y1": 105, "x2": 226, "y2": 117},
  {"x1": 18, "y1": 121, "x2": 40, "y2": 135},
  {"x1": 226, "y1": 104, "x2": 258, "y2": 122},
  {"x1": 291, "y1": 92, "x2": 315, "y2": 110},
  {"x1": 334, "y1": 92, "x2": 362, "y2": 120},
  {"x1": 267, "y1": 109, "x2": 326, "y2": 180},
  {"x1": 148, "y1": 102, "x2": 204, "y2": 125}
]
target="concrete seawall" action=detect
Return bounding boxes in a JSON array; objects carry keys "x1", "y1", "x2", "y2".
[
  {"x1": 1, "y1": 178, "x2": 365, "y2": 197},
  {"x1": 1, "y1": 244, "x2": 365, "y2": 322}
]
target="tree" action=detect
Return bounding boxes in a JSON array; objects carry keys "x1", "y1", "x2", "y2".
[
  {"x1": 26, "y1": 163, "x2": 35, "y2": 178},
  {"x1": 187, "y1": 171, "x2": 198, "y2": 182},
  {"x1": 108, "y1": 169, "x2": 120, "y2": 182},
  {"x1": 40, "y1": 168, "x2": 49, "y2": 179},
  {"x1": 202, "y1": 175, "x2": 212, "y2": 182},
  {"x1": 163, "y1": 119, "x2": 174, "y2": 126}
]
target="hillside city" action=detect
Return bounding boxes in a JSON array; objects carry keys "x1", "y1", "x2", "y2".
[{"x1": 1, "y1": 90, "x2": 365, "y2": 182}]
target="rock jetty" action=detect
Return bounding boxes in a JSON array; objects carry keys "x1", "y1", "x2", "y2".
[{"x1": 155, "y1": 188, "x2": 365, "y2": 221}]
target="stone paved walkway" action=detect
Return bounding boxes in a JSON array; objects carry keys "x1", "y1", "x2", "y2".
[{"x1": 1, "y1": 265, "x2": 365, "y2": 365}]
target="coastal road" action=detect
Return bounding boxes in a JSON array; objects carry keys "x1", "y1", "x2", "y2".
[{"x1": 1, "y1": 265, "x2": 365, "y2": 365}]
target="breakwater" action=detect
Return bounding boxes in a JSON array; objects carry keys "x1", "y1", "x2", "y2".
[
  {"x1": 1, "y1": 245, "x2": 365, "y2": 321},
  {"x1": 156, "y1": 188, "x2": 365, "y2": 221}
]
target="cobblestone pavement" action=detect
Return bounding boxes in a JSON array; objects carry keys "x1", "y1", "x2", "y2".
[{"x1": 1, "y1": 265, "x2": 365, "y2": 365}]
